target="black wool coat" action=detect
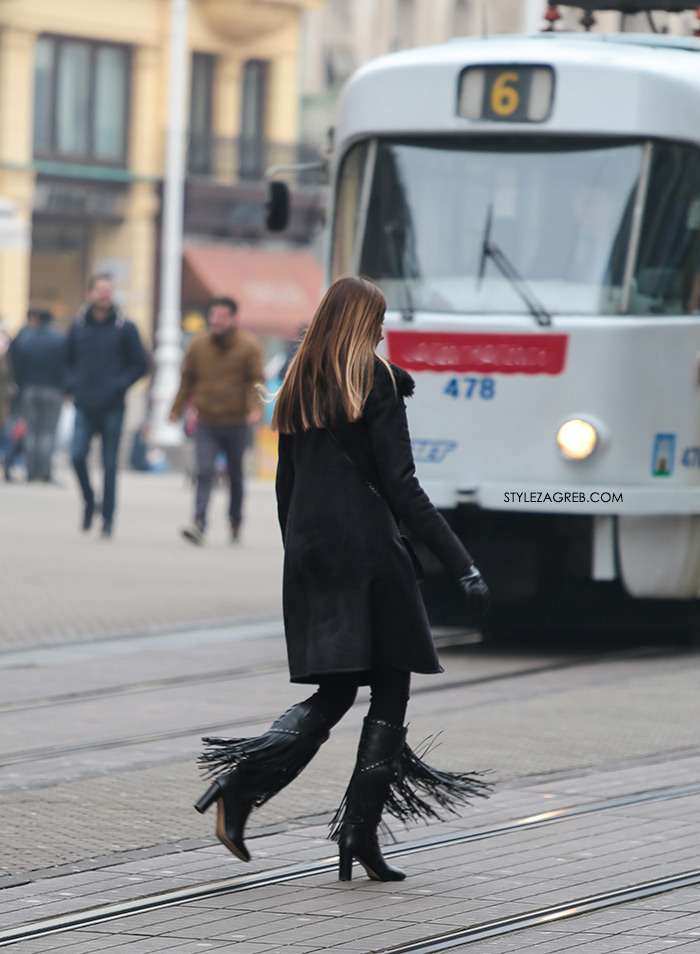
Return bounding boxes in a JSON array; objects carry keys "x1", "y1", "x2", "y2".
[{"x1": 276, "y1": 359, "x2": 474, "y2": 684}]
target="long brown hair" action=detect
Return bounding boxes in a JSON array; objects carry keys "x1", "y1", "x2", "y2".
[{"x1": 273, "y1": 276, "x2": 392, "y2": 434}]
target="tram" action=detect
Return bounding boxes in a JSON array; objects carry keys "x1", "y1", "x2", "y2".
[{"x1": 272, "y1": 10, "x2": 700, "y2": 636}]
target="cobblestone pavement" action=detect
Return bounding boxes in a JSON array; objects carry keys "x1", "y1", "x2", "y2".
[
  {"x1": 0, "y1": 465, "x2": 283, "y2": 648},
  {"x1": 2, "y1": 613, "x2": 700, "y2": 951},
  {"x1": 3, "y1": 755, "x2": 700, "y2": 953},
  {"x1": 3, "y1": 460, "x2": 700, "y2": 952}
]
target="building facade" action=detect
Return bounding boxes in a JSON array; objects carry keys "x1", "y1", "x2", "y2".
[
  {"x1": 0, "y1": 0, "x2": 322, "y2": 338},
  {"x1": 300, "y1": 0, "x2": 698, "y2": 146}
]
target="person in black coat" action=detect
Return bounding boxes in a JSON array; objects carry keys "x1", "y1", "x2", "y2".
[
  {"x1": 65, "y1": 275, "x2": 148, "y2": 537},
  {"x1": 195, "y1": 276, "x2": 490, "y2": 882},
  {"x1": 10, "y1": 309, "x2": 66, "y2": 482}
]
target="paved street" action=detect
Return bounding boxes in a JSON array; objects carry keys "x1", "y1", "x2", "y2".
[
  {"x1": 0, "y1": 462, "x2": 283, "y2": 647},
  {"x1": 2, "y1": 461, "x2": 700, "y2": 952}
]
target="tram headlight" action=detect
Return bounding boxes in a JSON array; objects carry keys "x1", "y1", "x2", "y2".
[{"x1": 557, "y1": 419, "x2": 597, "y2": 460}]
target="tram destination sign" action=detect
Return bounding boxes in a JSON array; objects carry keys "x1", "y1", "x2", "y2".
[
  {"x1": 458, "y1": 66, "x2": 554, "y2": 123},
  {"x1": 386, "y1": 331, "x2": 569, "y2": 375}
]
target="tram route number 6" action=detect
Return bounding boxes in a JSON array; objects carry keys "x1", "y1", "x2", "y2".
[
  {"x1": 458, "y1": 65, "x2": 554, "y2": 124},
  {"x1": 444, "y1": 377, "x2": 496, "y2": 400},
  {"x1": 491, "y1": 72, "x2": 520, "y2": 117}
]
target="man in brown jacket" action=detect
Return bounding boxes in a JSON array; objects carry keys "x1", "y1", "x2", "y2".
[{"x1": 170, "y1": 296, "x2": 264, "y2": 544}]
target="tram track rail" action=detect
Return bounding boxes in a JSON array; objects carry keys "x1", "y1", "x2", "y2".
[
  {"x1": 0, "y1": 641, "x2": 675, "y2": 718},
  {"x1": 0, "y1": 645, "x2": 675, "y2": 769},
  {"x1": 378, "y1": 869, "x2": 700, "y2": 954},
  {"x1": 2, "y1": 780, "x2": 699, "y2": 948},
  {"x1": 0, "y1": 662, "x2": 288, "y2": 715}
]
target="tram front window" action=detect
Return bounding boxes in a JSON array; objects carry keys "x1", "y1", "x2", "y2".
[
  {"x1": 357, "y1": 137, "x2": 642, "y2": 316},
  {"x1": 336, "y1": 136, "x2": 700, "y2": 316}
]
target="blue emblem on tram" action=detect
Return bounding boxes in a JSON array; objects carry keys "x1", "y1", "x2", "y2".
[
  {"x1": 682, "y1": 447, "x2": 700, "y2": 469},
  {"x1": 413, "y1": 440, "x2": 458, "y2": 464},
  {"x1": 651, "y1": 433, "x2": 675, "y2": 477}
]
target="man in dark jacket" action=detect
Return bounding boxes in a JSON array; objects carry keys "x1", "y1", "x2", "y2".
[
  {"x1": 10, "y1": 309, "x2": 65, "y2": 482},
  {"x1": 65, "y1": 275, "x2": 148, "y2": 537}
]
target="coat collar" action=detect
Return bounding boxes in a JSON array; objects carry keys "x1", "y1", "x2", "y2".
[
  {"x1": 209, "y1": 328, "x2": 237, "y2": 350},
  {"x1": 76, "y1": 301, "x2": 126, "y2": 328},
  {"x1": 388, "y1": 361, "x2": 415, "y2": 398}
]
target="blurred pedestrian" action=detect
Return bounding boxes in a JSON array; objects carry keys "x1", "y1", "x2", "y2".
[
  {"x1": 0, "y1": 328, "x2": 14, "y2": 479},
  {"x1": 4, "y1": 311, "x2": 40, "y2": 481},
  {"x1": 3, "y1": 418, "x2": 26, "y2": 481},
  {"x1": 65, "y1": 274, "x2": 148, "y2": 538},
  {"x1": 9, "y1": 307, "x2": 40, "y2": 352},
  {"x1": 169, "y1": 296, "x2": 264, "y2": 545},
  {"x1": 9, "y1": 308, "x2": 65, "y2": 482},
  {"x1": 194, "y1": 276, "x2": 490, "y2": 882}
]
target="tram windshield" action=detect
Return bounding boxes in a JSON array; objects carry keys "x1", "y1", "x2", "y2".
[{"x1": 333, "y1": 137, "x2": 700, "y2": 316}]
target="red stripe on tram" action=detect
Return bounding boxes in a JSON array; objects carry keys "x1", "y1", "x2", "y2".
[{"x1": 386, "y1": 331, "x2": 569, "y2": 375}]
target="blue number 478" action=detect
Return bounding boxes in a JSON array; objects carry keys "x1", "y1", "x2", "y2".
[{"x1": 444, "y1": 377, "x2": 496, "y2": 400}]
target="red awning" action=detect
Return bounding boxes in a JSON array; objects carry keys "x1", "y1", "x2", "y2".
[{"x1": 183, "y1": 244, "x2": 322, "y2": 338}]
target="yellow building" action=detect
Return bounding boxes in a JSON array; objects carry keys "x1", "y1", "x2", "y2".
[{"x1": 0, "y1": 0, "x2": 322, "y2": 340}]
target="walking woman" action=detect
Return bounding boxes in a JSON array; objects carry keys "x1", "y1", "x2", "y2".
[{"x1": 195, "y1": 276, "x2": 490, "y2": 882}]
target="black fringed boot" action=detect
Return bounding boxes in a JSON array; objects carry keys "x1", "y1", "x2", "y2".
[
  {"x1": 194, "y1": 699, "x2": 331, "y2": 862},
  {"x1": 330, "y1": 718, "x2": 491, "y2": 882}
]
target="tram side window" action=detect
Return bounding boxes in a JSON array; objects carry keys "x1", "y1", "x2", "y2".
[
  {"x1": 361, "y1": 144, "x2": 421, "y2": 285},
  {"x1": 331, "y1": 142, "x2": 369, "y2": 278},
  {"x1": 633, "y1": 143, "x2": 700, "y2": 316}
]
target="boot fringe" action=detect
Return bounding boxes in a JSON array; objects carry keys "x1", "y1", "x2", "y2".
[
  {"x1": 387, "y1": 742, "x2": 492, "y2": 823},
  {"x1": 329, "y1": 737, "x2": 492, "y2": 842},
  {"x1": 198, "y1": 722, "x2": 329, "y2": 810}
]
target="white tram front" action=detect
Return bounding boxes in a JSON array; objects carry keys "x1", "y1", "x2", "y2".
[{"x1": 327, "y1": 31, "x2": 700, "y2": 635}]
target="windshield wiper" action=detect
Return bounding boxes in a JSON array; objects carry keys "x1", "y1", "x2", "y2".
[{"x1": 478, "y1": 204, "x2": 552, "y2": 327}]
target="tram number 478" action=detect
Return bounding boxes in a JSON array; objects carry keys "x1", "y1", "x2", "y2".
[{"x1": 444, "y1": 376, "x2": 496, "y2": 400}]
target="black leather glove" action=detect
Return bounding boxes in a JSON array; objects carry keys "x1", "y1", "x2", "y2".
[{"x1": 458, "y1": 564, "x2": 490, "y2": 619}]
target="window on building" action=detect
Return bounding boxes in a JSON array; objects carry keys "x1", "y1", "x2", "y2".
[
  {"x1": 394, "y1": 0, "x2": 416, "y2": 50},
  {"x1": 240, "y1": 60, "x2": 268, "y2": 179},
  {"x1": 33, "y1": 38, "x2": 55, "y2": 153},
  {"x1": 452, "y1": 0, "x2": 472, "y2": 36},
  {"x1": 189, "y1": 53, "x2": 215, "y2": 175},
  {"x1": 33, "y1": 36, "x2": 130, "y2": 164},
  {"x1": 325, "y1": 44, "x2": 356, "y2": 89},
  {"x1": 94, "y1": 47, "x2": 128, "y2": 160}
]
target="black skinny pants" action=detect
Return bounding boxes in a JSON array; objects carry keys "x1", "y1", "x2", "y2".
[{"x1": 309, "y1": 665, "x2": 411, "y2": 728}]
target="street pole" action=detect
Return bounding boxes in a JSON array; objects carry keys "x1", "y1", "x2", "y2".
[
  {"x1": 150, "y1": 0, "x2": 189, "y2": 446},
  {"x1": 522, "y1": 0, "x2": 544, "y2": 33}
]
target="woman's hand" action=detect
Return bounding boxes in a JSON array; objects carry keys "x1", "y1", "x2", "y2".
[{"x1": 458, "y1": 564, "x2": 490, "y2": 619}]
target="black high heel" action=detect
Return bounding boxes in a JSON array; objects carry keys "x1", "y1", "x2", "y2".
[
  {"x1": 194, "y1": 782, "x2": 219, "y2": 814},
  {"x1": 195, "y1": 700, "x2": 332, "y2": 864},
  {"x1": 338, "y1": 844, "x2": 354, "y2": 882},
  {"x1": 331, "y1": 718, "x2": 491, "y2": 883},
  {"x1": 194, "y1": 772, "x2": 252, "y2": 862},
  {"x1": 338, "y1": 826, "x2": 405, "y2": 882}
]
